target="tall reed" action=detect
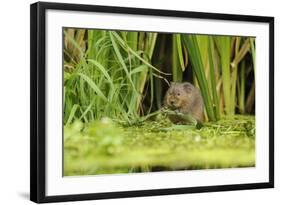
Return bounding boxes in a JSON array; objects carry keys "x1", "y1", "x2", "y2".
[
  {"x1": 64, "y1": 28, "x2": 255, "y2": 124},
  {"x1": 182, "y1": 34, "x2": 254, "y2": 120}
]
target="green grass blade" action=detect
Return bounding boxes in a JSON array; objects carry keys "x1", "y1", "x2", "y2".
[
  {"x1": 172, "y1": 34, "x2": 182, "y2": 82},
  {"x1": 129, "y1": 65, "x2": 148, "y2": 76},
  {"x1": 79, "y1": 102, "x2": 94, "y2": 121},
  {"x1": 111, "y1": 31, "x2": 169, "y2": 76},
  {"x1": 147, "y1": 33, "x2": 158, "y2": 59},
  {"x1": 216, "y1": 36, "x2": 232, "y2": 115},
  {"x1": 176, "y1": 34, "x2": 185, "y2": 71},
  {"x1": 182, "y1": 35, "x2": 216, "y2": 121},
  {"x1": 109, "y1": 32, "x2": 137, "y2": 92},
  {"x1": 66, "y1": 104, "x2": 79, "y2": 125},
  {"x1": 77, "y1": 73, "x2": 107, "y2": 102},
  {"x1": 87, "y1": 59, "x2": 114, "y2": 87},
  {"x1": 208, "y1": 36, "x2": 220, "y2": 119}
]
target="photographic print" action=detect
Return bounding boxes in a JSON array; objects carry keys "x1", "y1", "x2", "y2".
[
  {"x1": 63, "y1": 28, "x2": 256, "y2": 176},
  {"x1": 30, "y1": 2, "x2": 274, "y2": 202}
]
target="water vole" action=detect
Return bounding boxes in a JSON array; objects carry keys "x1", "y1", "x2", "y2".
[{"x1": 164, "y1": 82, "x2": 204, "y2": 123}]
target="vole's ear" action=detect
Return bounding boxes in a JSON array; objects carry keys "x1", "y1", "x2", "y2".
[{"x1": 183, "y1": 82, "x2": 193, "y2": 93}]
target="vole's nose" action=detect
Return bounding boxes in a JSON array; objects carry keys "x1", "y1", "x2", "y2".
[{"x1": 170, "y1": 100, "x2": 175, "y2": 105}]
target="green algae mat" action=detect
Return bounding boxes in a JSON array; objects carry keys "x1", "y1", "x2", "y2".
[{"x1": 64, "y1": 115, "x2": 255, "y2": 176}]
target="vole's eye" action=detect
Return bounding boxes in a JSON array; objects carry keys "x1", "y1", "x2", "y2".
[{"x1": 177, "y1": 92, "x2": 181, "y2": 96}]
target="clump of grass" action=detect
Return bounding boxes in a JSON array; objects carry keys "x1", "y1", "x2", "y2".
[
  {"x1": 64, "y1": 29, "x2": 168, "y2": 125},
  {"x1": 64, "y1": 28, "x2": 255, "y2": 124}
]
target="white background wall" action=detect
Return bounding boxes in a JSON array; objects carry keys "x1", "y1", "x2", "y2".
[{"x1": 0, "y1": 0, "x2": 279, "y2": 204}]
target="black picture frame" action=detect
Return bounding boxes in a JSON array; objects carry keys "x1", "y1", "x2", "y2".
[{"x1": 30, "y1": 1, "x2": 274, "y2": 203}]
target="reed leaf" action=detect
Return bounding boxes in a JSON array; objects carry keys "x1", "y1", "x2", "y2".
[
  {"x1": 208, "y1": 36, "x2": 220, "y2": 119},
  {"x1": 250, "y1": 38, "x2": 256, "y2": 76},
  {"x1": 216, "y1": 36, "x2": 232, "y2": 115},
  {"x1": 172, "y1": 34, "x2": 182, "y2": 82},
  {"x1": 238, "y1": 61, "x2": 245, "y2": 113},
  {"x1": 182, "y1": 35, "x2": 216, "y2": 121}
]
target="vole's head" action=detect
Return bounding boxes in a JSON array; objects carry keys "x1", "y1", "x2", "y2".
[{"x1": 165, "y1": 82, "x2": 194, "y2": 110}]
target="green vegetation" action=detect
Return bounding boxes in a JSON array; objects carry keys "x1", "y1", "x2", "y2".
[
  {"x1": 63, "y1": 28, "x2": 256, "y2": 175},
  {"x1": 64, "y1": 29, "x2": 255, "y2": 124},
  {"x1": 64, "y1": 29, "x2": 166, "y2": 125},
  {"x1": 182, "y1": 35, "x2": 255, "y2": 120},
  {"x1": 64, "y1": 115, "x2": 255, "y2": 175}
]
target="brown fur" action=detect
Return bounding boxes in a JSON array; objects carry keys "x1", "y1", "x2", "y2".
[{"x1": 164, "y1": 82, "x2": 204, "y2": 123}]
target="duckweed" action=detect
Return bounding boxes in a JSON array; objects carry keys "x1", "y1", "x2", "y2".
[{"x1": 64, "y1": 115, "x2": 255, "y2": 176}]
